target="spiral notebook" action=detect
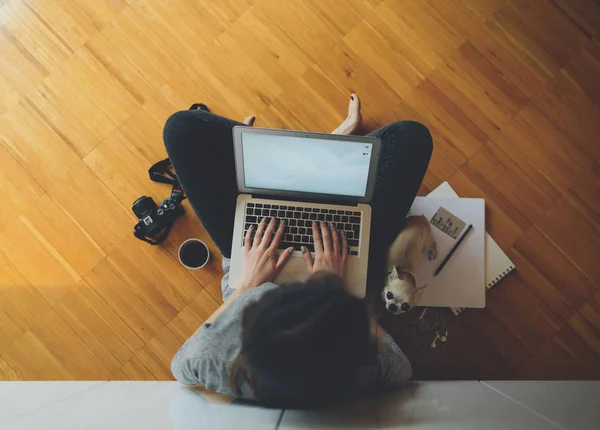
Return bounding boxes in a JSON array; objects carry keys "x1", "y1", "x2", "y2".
[{"x1": 428, "y1": 182, "x2": 515, "y2": 315}]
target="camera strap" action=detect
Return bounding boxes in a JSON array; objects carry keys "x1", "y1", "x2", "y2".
[{"x1": 148, "y1": 158, "x2": 186, "y2": 204}]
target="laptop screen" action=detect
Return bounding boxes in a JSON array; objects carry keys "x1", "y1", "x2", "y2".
[{"x1": 241, "y1": 133, "x2": 374, "y2": 198}]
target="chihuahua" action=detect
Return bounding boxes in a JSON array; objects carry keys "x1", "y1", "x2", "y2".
[{"x1": 383, "y1": 215, "x2": 437, "y2": 314}]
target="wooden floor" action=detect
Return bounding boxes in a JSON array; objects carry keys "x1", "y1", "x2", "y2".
[{"x1": 0, "y1": 0, "x2": 599, "y2": 382}]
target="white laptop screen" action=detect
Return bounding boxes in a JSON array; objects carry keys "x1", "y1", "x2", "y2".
[{"x1": 241, "y1": 133, "x2": 374, "y2": 198}]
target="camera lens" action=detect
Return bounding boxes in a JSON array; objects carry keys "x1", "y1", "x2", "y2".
[{"x1": 132, "y1": 196, "x2": 157, "y2": 218}]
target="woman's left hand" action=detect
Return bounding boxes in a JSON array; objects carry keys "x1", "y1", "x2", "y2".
[{"x1": 239, "y1": 217, "x2": 294, "y2": 290}]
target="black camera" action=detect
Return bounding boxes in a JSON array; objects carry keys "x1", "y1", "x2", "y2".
[
  {"x1": 133, "y1": 196, "x2": 185, "y2": 244},
  {"x1": 132, "y1": 158, "x2": 186, "y2": 245}
]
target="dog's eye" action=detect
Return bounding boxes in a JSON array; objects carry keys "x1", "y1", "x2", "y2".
[
  {"x1": 386, "y1": 291, "x2": 393, "y2": 300},
  {"x1": 401, "y1": 303, "x2": 410, "y2": 311}
]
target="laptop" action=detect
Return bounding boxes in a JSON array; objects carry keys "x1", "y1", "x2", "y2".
[{"x1": 229, "y1": 126, "x2": 381, "y2": 298}]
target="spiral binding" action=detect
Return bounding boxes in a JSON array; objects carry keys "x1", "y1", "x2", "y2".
[{"x1": 452, "y1": 265, "x2": 515, "y2": 315}]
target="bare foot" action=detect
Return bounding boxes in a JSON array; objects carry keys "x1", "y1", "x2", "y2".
[
  {"x1": 243, "y1": 115, "x2": 256, "y2": 126},
  {"x1": 331, "y1": 93, "x2": 362, "y2": 135}
]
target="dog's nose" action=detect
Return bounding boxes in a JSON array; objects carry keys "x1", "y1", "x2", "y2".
[{"x1": 388, "y1": 303, "x2": 398, "y2": 312}]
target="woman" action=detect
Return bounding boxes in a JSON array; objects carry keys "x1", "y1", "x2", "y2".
[{"x1": 165, "y1": 94, "x2": 433, "y2": 408}]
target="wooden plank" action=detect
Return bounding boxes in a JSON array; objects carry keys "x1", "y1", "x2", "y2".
[
  {"x1": 22, "y1": 0, "x2": 99, "y2": 52},
  {"x1": 70, "y1": 0, "x2": 128, "y2": 30},
  {"x1": 106, "y1": 237, "x2": 203, "y2": 324},
  {"x1": 58, "y1": 48, "x2": 141, "y2": 126},
  {"x1": 467, "y1": 141, "x2": 561, "y2": 223},
  {"x1": 566, "y1": 164, "x2": 600, "y2": 225},
  {"x1": 492, "y1": 0, "x2": 589, "y2": 75},
  {"x1": 0, "y1": 309, "x2": 25, "y2": 352},
  {"x1": 0, "y1": 72, "x2": 21, "y2": 114},
  {"x1": 2, "y1": 2, "x2": 70, "y2": 74},
  {"x1": 370, "y1": 0, "x2": 465, "y2": 76},
  {"x1": 563, "y1": 38, "x2": 600, "y2": 109},
  {"x1": 52, "y1": 279, "x2": 145, "y2": 373},
  {"x1": 113, "y1": 356, "x2": 157, "y2": 381},
  {"x1": 491, "y1": 103, "x2": 594, "y2": 192},
  {"x1": 99, "y1": 6, "x2": 183, "y2": 90},
  {"x1": 6, "y1": 309, "x2": 114, "y2": 380},
  {"x1": 0, "y1": 356, "x2": 21, "y2": 380},
  {"x1": 167, "y1": 290, "x2": 220, "y2": 344},
  {"x1": 257, "y1": 0, "x2": 345, "y2": 61},
  {"x1": 134, "y1": 327, "x2": 181, "y2": 380},
  {"x1": 533, "y1": 67, "x2": 600, "y2": 164},
  {"x1": 84, "y1": 32, "x2": 157, "y2": 105},
  {"x1": 0, "y1": 214, "x2": 81, "y2": 304},
  {"x1": 0, "y1": 251, "x2": 51, "y2": 336},
  {"x1": 19, "y1": 193, "x2": 105, "y2": 276},
  {"x1": 2, "y1": 331, "x2": 73, "y2": 380},
  {"x1": 0, "y1": 145, "x2": 45, "y2": 218},
  {"x1": 428, "y1": 41, "x2": 528, "y2": 137},
  {"x1": 83, "y1": 129, "x2": 164, "y2": 208},
  {"x1": 342, "y1": 20, "x2": 424, "y2": 99},
  {"x1": 449, "y1": 165, "x2": 531, "y2": 248},
  {"x1": 551, "y1": 0, "x2": 600, "y2": 37},
  {"x1": 129, "y1": 0, "x2": 220, "y2": 62},
  {"x1": 533, "y1": 325, "x2": 600, "y2": 379},
  {"x1": 47, "y1": 163, "x2": 133, "y2": 253},
  {"x1": 428, "y1": 0, "x2": 552, "y2": 98},
  {"x1": 403, "y1": 79, "x2": 488, "y2": 160},
  {"x1": 487, "y1": 274, "x2": 563, "y2": 352},
  {"x1": 568, "y1": 298, "x2": 600, "y2": 357},
  {"x1": 377, "y1": 98, "x2": 466, "y2": 191},
  {"x1": 0, "y1": 99, "x2": 81, "y2": 189},
  {"x1": 317, "y1": 44, "x2": 402, "y2": 121},
  {"x1": 0, "y1": 10, "x2": 48, "y2": 95},
  {"x1": 513, "y1": 225, "x2": 597, "y2": 311},
  {"x1": 535, "y1": 197, "x2": 600, "y2": 288},
  {"x1": 85, "y1": 258, "x2": 165, "y2": 343},
  {"x1": 274, "y1": 64, "x2": 349, "y2": 133}
]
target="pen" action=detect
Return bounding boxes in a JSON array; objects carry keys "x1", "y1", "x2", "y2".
[{"x1": 433, "y1": 224, "x2": 473, "y2": 277}]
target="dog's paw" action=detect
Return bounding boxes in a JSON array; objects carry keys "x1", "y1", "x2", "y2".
[{"x1": 428, "y1": 246, "x2": 438, "y2": 261}]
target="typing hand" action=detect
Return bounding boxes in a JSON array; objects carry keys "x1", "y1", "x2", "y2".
[
  {"x1": 302, "y1": 221, "x2": 348, "y2": 279},
  {"x1": 239, "y1": 218, "x2": 294, "y2": 290}
]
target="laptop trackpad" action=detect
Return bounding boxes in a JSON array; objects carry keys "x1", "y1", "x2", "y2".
[{"x1": 274, "y1": 254, "x2": 310, "y2": 285}]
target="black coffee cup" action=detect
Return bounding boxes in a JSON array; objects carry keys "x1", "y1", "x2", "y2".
[{"x1": 178, "y1": 239, "x2": 210, "y2": 270}]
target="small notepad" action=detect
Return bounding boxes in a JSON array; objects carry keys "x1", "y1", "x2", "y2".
[{"x1": 428, "y1": 182, "x2": 516, "y2": 315}]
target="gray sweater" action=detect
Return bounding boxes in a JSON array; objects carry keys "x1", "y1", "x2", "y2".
[{"x1": 171, "y1": 258, "x2": 412, "y2": 400}]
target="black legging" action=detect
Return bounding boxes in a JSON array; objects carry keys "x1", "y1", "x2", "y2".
[{"x1": 163, "y1": 110, "x2": 432, "y2": 292}]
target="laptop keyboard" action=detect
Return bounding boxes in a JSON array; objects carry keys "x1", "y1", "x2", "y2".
[{"x1": 243, "y1": 203, "x2": 361, "y2": 256}]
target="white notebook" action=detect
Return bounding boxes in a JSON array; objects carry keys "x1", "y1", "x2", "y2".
[
  {"x1": 428, "y1": 182, "x2": 516, "y2": 315},
  {"x1": 408, "y1": 196, "x2": 486, "y2": 309}
]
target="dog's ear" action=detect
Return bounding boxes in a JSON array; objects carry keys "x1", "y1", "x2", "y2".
[
  {"x1": 389, "y1": 265, "x2": 399, "y2": 280},
  {"x1": 416, "y1": 283, "x2": 428, "y2": 290}
]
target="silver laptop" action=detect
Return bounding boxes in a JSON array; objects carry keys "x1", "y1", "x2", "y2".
[{"x1": 229, "y1": 126, "x2": 381, "y2": 298}]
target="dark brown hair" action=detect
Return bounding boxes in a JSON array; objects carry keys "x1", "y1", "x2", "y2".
[{"x1": 229, "y1": 273, "x2": 377, "y2": 409}]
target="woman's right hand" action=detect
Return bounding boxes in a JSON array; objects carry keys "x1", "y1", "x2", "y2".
[{"x1": 302, "y1": 221, "x2": 348, "y2": 279}]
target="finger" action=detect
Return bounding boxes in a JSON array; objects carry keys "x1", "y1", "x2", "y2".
[
  {"x1": 312, "y1": 221, "x2": 323, "y2": 254},
  {"x1": 275, "y1": 247, "x2": 294, "y2": 272},
  {"x1": 330, "y1": 222, "x2": 340, "y2": 255},
  {"x1": 320, "y1": 221, "x2": 332, "y2": 255},
  {"x1": 269, "y1": 220, "x2": 286, "y2": 252},
  {"x1": 301, "y1": 245, "x2": 314, "y2": 273},
  {"x1": 260, "y1": 217, "x2": 277, "y2": 249},
  {"x1": 341, "y1": 231, "x2": 349, "y2": 267},
  {"x1": 244, "y1": 225, "x2": 254, "y2": 252},
  {"x1": 253, "y1": 217, "x2": 268, "y2": 248}
]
